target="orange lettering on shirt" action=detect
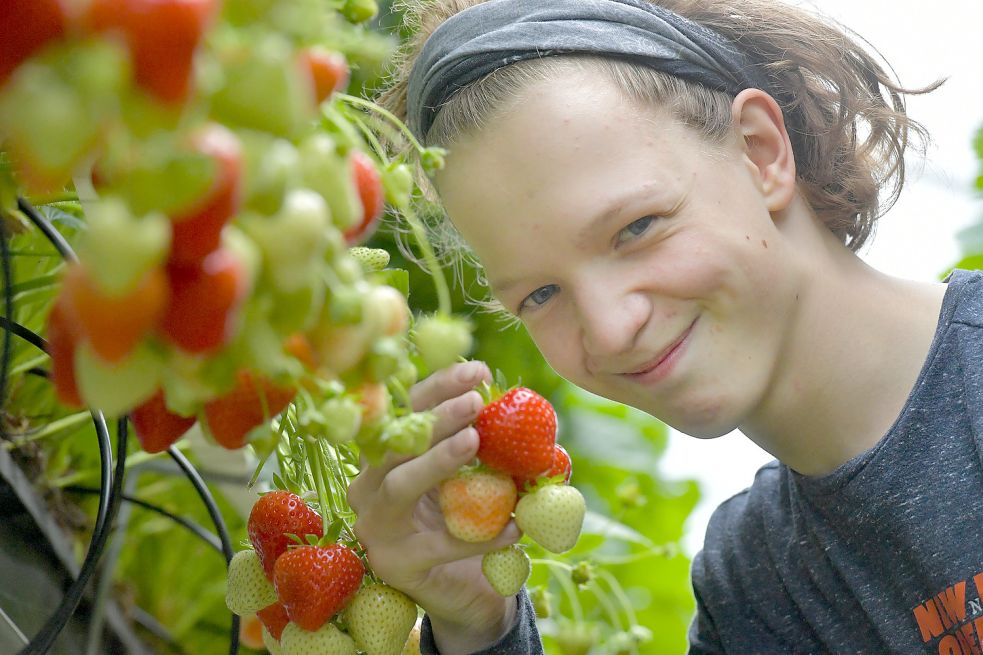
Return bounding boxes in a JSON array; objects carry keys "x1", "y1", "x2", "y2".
[
  {"x1": 957, "y1": 622, "x2": 981, "y2": 655},
  {"x1": 937, "y1": 582, "x2": 969, "y2": 629},
  {"x1": 939, "y1": 634, "x2": 964, "y2": 655},
  {"x1": 917, "y1": 599, "x2": 947, "y2": 642}
]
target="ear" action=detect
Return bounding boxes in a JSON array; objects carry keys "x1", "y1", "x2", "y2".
[{"x1": 730, "y1": 88, "x2": 796, "y2": 213}]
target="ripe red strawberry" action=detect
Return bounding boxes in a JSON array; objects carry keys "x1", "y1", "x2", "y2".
[
  {"x1": 159, "y1": 247, "x2": 248, "y2": 354},
  {"x1": 514, "y1": 443, "x2": 572, "y2": 491},
  {"x1": 0, "y1": 0, "x2": 66, "y2": 86},
  {"x1": 203, "y1": 370, "x2": 296, "y2": 449},
  {"x1": 169, "y1": 124, "x2": 244, "y2": 265},
  {"x1": 474, "y1": 387, "x2": 557, "y2": 481},
  {"x1": 46, "y1": 294, "x2": 83, "y2": 408},
  {"x1": 272, "y1": 543, "x2": 364, "y2": 631},
  {"x1": 130, "y1": 388, "x2": 196, "y2": 453},
  {"x1": 62, "y1": 262, "x2": 168, "y2": 363},
  {"x1": 87, "y1": 0, "x2": 216, "y2": 105},
  {"x1": 257, "y1": 601, "x2": 289, "y2": 641},
  {"x1": 247, "y1": 491, "x2": 324, "y2": 580},
  {"x1": 300, "y1": 47, "x2": 349, "y2": 104},
  {"x1": 343, "y1": 150, "x2": 384, "y2": 245},
  {"x1": 438, "y1": 465, "x2": 517, "y2": 543}
]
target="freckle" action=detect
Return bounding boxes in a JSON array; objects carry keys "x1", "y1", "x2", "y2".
[
  {"x1": 745, "y1": 235, "x2": 750, "y2": 241},
  {"x1": 761, "y1": 239, "x2": 768, "y2": 248}
]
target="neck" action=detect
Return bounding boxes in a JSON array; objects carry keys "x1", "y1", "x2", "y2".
[{"x1": 740, "y1": 200, "x2": 948, "y2": 476}]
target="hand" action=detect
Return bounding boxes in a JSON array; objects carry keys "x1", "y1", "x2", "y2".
[{"x1": 347, "y1": 361, "x2": 522, "y2": 654}]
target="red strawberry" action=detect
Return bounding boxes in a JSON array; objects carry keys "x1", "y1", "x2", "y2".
[
  {"x1": 300, "y1": 47, "x2": 349, "y2": 104},
  {"x1": 46, "y1": 294, "x2": 83, "y2": 408},
  {"x1": 343, "y1": 150, "x2": 384, "y2": 245},
  {"x1": 169, "y1": 124, "x2": 244, "y2": 265},
  {"x1": 0, "y1": 0, "x2": 66, "y2": 87},
  {"x1": 62, "y1": 263, "x2": 169, "y2": 363},
  {"x1": 474, "y1": 387, "x2": 557, "y2": 481},
  {"x1": 203, "y1": 370, "x2": 296, "y2": 449},
  {"x1": 247, "y1": 490, "x2": 323, "y2": 580},
  {"x1": 87, "y1": 0, "x2": 216, "y2": 105},
  {"x1": 257, "y1": 601, "x2": 289, "y2": 641},
  {"x1": 514, "y1": 443, "x2": 572, "y2": 490},
  {"x1": 130, "y1": 389, "x2": 196, "y2": 453},
  {"x1": 159, "y1": 247, "x2": 248, "y2": 354},
  {"x1": 272, "y1": 543, "x2": 364, "y2": 631}
]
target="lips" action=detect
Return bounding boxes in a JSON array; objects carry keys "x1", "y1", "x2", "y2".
[{"x1": 622, "y1": 319, "x2": 696, "y2": 376}]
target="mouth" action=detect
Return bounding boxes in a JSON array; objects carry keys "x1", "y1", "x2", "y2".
[{"x1": 620, "y1": 318, "x2": 697, "y2": 380}]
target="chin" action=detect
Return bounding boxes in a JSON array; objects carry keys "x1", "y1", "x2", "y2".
[{"x1": 643, "y1": 398, "x2": 742, "y2": 440}]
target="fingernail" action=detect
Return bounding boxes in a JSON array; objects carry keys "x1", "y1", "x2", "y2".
[{"x1": 454, "y1": 428, "x2": 477, "y2": 456}]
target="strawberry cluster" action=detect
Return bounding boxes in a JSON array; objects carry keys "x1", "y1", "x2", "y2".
[
  {"x1": 437, "y1": 386, "x2": 587, "y2": 595},
  {"x1": 0, "y1": 0, "x2": 445, "y2": 457},
  {"x1": 226, "y1": 490, "x2": 419, "y2": 655}
]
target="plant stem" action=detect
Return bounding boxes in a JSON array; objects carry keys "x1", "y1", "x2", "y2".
[
  {"x1": 337, "y1": 93, "x2": 427, "y2": 155},
  {"x1": 596, "y1": 568, "x2": 639, "y2": 628},
  {"x1": 401, "y1": 202, "x2": 452, "y2": 316},
  {"x1": 305, "y1": 436, "x2": 333, "y2": 536},
  {"x1": 531, "y1": 558, "x2": 584, "y2": 623}
]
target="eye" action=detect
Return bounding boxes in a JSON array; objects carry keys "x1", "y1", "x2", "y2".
[
  {"x1": 519, "y1": 284, "x2": 559, "y2": 312},
  {"x1": 616, "y1": 216, "x2": 656, "y2": 245}
]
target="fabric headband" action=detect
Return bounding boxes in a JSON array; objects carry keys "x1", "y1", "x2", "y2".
[{"x1": 406, "y1": 0, "x2": 774, "y2": 141}]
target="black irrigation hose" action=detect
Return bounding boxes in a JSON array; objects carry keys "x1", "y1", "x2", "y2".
[
  {"x1": 168, "y1": 447, "x2": 240, "y2": 655},
  {"x1": 1, "y1": 224, "x2": 13, "y2": 417},
  {"x1": 10, "y1": 199, "x2": 240, "y2": 653},
  {"x1": 64, "y1": 486, "x2": 224, "y2": 555},
  {"x1": 17, "y1": 197, "x2": 77, "y2": 263}
]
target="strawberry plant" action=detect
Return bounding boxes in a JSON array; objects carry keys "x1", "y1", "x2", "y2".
[{"x1": 0, "y1": 0, "x2": 701, "y2": 653}]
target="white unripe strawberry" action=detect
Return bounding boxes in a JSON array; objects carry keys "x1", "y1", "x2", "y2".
[
  {"x1": 263, "y1": 626, "x2": 284, "y2": 655},
  {"x1": 412, "y1": 315, "x2": 472, "y2": 372},
  {"x1": 400, "y1": 619, "x2": 422, "y2": 655},
  {"x1": 482, "y1": 545, "x2": 531, "y2": 597},
  {"x1": 226, "y1": 550, "x2": 279, "y2": 615},
  {"x1": 346, "y1": 582, "x2": 418, "y2": 655},
  {"x1": 280, "y1": 621, "x2": 356, "y2": 655},
  {"x1": 348, "y1": 246, "x2": 390, "y2": 272},
  {"x1": 514, "y1": 483, "x2": 586, "y2": 554}
]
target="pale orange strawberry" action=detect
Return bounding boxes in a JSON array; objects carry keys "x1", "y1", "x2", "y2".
[{"x1": 438, "y1": 465, "x2": 517, "y2": 543}]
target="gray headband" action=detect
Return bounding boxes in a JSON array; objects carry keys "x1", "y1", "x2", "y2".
[{"x1": 406, "y1": 0, "x2": 774, "y2": 141}]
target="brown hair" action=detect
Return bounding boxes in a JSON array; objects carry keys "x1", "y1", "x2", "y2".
[{"x1": 375, "y1": 0, "x2": 940, "y2": 303}]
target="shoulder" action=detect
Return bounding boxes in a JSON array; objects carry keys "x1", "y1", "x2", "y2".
[{"x1": 947, "y1": 268, "x2": 983, "y2": 328}]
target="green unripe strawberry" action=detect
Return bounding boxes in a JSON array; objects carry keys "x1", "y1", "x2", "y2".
[
  {"x1": 412, "y1": 315, "x2": 472, "y2": 372},
  {"x1": 555, "y1": 620, "x2": 600, "y2": 655},
  {"x1": 382, "y1": 411, "x2": 436, "y2": 456},
  {"x1": 298, "y1": 134, "x2": 362, "y2": 231},
  {"x1": 211, "y1": 37, "x2": 315, "y2": 138},
  {"x1": 79, "y1": 197, "x2": 171, "y2": 296},
  {"x1": 239, "y1": 131, "x2": 300, "y2": 214},
  {"x1": 570, "y1": 560, "x2": 594, "y2": 588},
  {"x1": 366, "y1": 337, "x2": 403, "y2": 383},
  {"x1": 514, "y1": 483, "x2": 586, "y2": 554},
  {"x1": 481, "y1": 545, "x2": 531, "y2": 597},
  {"x1": 420, "y1": 147, "x2": 446, "y2": 177},
  {"x1": 226, "y1": 549, "x2": 279, "y2": 615},
  {"x1": 528, "y1": 586, "x2": 553, "y2": 618},
  {"x1": 319, "y1": 396, "x2": 362, "y2": 444},
  {"x1": 346, "y1": 582, "x2": 417, "y2": 655},
  {"x1": 340, "y1": 0, "x2": 378, "y2": 23},
  {"x1": 382, "y1": 162, "x2": 414, "y2": 209},
  {"x1": 280, "y1": 621, "x2": 356, "y2": 655},
  {"x1": 328, "y1": 285, "x2": 365, "y2": 325},
  {"x1": 348, "y1": 247, "x2": 390, "y2": 272},
  {"x1": 75, "y1": 341, "x2": 163, "y2": 417},
  {"x1": 262, "y1": 626, "x2": 285, "y2": 655},
  {"x1": 241, "y1": 189, "x2": 332, "y2": 292}
]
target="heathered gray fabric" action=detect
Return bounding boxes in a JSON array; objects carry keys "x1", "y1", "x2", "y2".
[
  {"x1": 420, "y1": 589, "x2": 544, "y2": 655},
  {"x1": 420, "y1": 269, "x2": 983, "y2": 653},
  {"x1": 690, "y1": 268, "x2": 983, "y2": 654}
]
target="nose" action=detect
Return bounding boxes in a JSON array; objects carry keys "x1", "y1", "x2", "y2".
[{"x1": 574, "y1": 276, "x2": 650, "y2": 365}]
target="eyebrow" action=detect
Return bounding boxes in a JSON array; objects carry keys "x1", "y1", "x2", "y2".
[{"x1": 489, "y1": 186, "x2": 654, "y2": 296}]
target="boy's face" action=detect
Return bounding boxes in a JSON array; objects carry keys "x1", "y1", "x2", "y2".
[{"x1": 434, "y1": 72, "x2": 801, "y2": 438}]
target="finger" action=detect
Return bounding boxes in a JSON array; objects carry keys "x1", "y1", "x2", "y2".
[
  {"x1": 353, "y1": 389, "x2": 485, "y2": 492},
  {"x1": 412, "y1": 520, "x2": 523, "y2": 570},
  {"x1": 410, "y1": 360, "x2": 492, "y2": 412},
  {"x1": 374, "y1": 427, "x2": 480, "y2": 518}
]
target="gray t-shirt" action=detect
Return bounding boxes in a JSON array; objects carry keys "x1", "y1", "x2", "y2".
[
  {"x1": 422, "y1": 268, "x2": 983, "y2": 654},
  {"x1": 690, "y1": 268, "x2": 983, "y2": 654}
]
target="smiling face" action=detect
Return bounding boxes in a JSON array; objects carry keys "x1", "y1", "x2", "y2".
[{"x1": 434, "y1": 69, "x2": 805, "y2": 438}]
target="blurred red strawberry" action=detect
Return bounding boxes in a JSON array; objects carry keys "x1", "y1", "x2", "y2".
[
  {"x1": 46, "y1": 294, "x2": 83, "y2": 408},
  {"x1": 300, "y1": 47, "x2": 349, "y2": 104},
  {"x1": 159, "y1": 247, "x2": 248, "y2": 354},
  {"x1": 203, "y1": 370, "x2": 296, "y2": 449},
  {"x1": 0, "y1": 0, "x2": 66, "y2": 87},
  {"x1": 130, "y1": 389, "x2": 196, "y2": 453},
  {"x1": 343, "y1": 150, "x2": 384, "y2": 245}
]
